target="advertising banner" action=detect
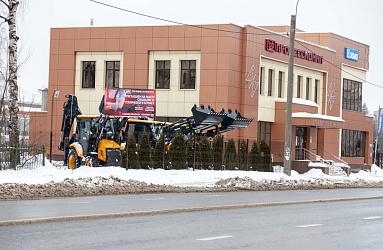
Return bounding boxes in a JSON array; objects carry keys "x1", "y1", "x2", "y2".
[
  {"x1": 377, "y1": 108, "x2": 383, "y2": 135},
  {"x1": 103, "y1": 88, "x2": 156, "y2": 118}
]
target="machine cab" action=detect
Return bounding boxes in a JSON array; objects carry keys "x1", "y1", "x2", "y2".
[{"x1": 72, "y1": 116, "x2": 95, "y2": 154}]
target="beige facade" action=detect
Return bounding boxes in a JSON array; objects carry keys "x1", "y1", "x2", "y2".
[
  {"x1": 258, "y1": 57, "x2": 324, "y2": 122},
  {"x1": 75, "y1": 52, "x2": 124, "y2": 114},
  {"x1": 148, "y1": 51, "x2": 201, "y2": 117}
]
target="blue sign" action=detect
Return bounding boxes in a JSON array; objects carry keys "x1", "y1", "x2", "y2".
[
  {"x1": 344, "y1": 48, "x2": 359, "y2": 62},
  {"x1": 377, "y1": 108, "x2": 383, "y2": 135}
]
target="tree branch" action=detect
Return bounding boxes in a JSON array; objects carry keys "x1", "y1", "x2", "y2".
[
  {"x1": 0, "y1": 0, "x2": 10, "y2": 9},
  {"x1": 0, "y1": 15, "x2": 7, "y2": 22}
]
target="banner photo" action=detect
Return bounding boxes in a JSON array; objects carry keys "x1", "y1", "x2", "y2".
[
  {"x1": 377, "y1": 108, "x2": 383, "y2": 135},
  {"x1": 103, "y1": 88, "x2": 156, "y2": 118}
]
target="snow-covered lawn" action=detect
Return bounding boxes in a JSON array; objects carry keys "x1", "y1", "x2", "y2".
[{"x1": 0, "y1": 160, "x2": 382, "y2": 187}]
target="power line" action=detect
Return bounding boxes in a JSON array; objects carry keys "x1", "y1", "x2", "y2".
[
  {"x1": 90, "y1": 0, "x2": 382, "y2": 89},
  {"x1": 89, "y1": 0, "x2": 288, "y2": 36}
]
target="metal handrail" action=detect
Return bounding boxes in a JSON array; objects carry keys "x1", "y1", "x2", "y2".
[
  {"x1": 323, "y1": 149, "x2": 348, "y2": 165},
  {"x1": 296, "y1": 147, "x2": 349, "y2": 167},
  {"x1": 295, "y1": 147, "x2": 325, "y2": 162}
]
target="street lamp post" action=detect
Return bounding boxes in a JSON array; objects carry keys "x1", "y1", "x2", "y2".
[{"x1": 49, "y1": 90, "x2": 59, "y2": 163}]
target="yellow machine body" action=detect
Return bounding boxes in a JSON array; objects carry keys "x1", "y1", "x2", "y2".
[{"x1": 97, "y1": 139, "x2": 120, "y2": 162}]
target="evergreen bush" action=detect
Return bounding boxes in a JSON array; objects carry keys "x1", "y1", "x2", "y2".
[
  {"x1": 224, "y1": 139, "x2": 237, "y2": 170},
  {"x1": 127, "y1": 136, "x2": 139, "y2": 169},
  {"x1": 139, "y1": 132, "x2": 151, "y2": 169},
  {"x1": 249, "y1": 141, "x2": 260, "y2": 171},
  {"x1": 258, "y1": 141, "x2": 271, "y2": 171},
  {"x1": 186, "y1": 137, "x2": 195, "y2": 168},
  {"x1": 198, "y1": 137, "x2": 211, "y2": 169},
  {"x1": 169, "y1": 132, "x2": 186, "y2": 169},
  {"x1": 153, "y1": 135, "x2": 165, "y2": 169},
  {"x1": 211, "y1": 135, "x2": 223, "y2": 169},
  {"x1": 238, "y1": 140, "x2": 248, "y2": 170}
]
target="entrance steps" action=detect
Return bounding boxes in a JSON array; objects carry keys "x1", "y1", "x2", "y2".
[
  {"x1": 308, "y1": 160, "x2": 350, "y2": 176},
  {"x1": 296, "y1": 148, "x2": 350, "y2": 176},
  {"x1": 329, "y1": 163, "x2": 350, "y2": 177}
]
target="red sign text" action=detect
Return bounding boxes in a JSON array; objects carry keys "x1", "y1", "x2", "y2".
[{"x1": 265, "y1": 39, "x2": 323, "y2": 64}]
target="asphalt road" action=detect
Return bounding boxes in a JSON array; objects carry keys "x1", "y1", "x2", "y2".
[
  {"x1": 1, "y1": 188, "x2": 383, "y2": 222},
  {"x1": 1, "y1": 199, "x2": 383, "y2": 250}
]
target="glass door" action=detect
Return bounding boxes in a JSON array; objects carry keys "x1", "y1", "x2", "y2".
[{"x1": 295, "y1": 127, "x2": 307, "y2": 160}]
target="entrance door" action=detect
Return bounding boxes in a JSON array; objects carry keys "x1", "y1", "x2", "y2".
[{"x1": 295, "y1": 127, "x2": 307, "y2": 160}]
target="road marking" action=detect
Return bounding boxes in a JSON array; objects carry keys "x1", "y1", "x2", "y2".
[
  {"x1": 205, "y1": 194, "x2": 224, "y2": 198},
  {"x1": 72, "y1": 202, "x2": 90, "y2": 204},
  {"x1": 143, "y1": 197, "x2": 165, "y2": 201},
  {"x1": 125, "y1": 222, "x2": 149, "y2": 226},
  {"x1": 296, "y1": 224, "x2": 323, "y2": 228},
  {"x1": 196, "y1": 235, "x2": 233, "y2": 241},
  {"x1": 363, "y1": 216, "x2": 382, "y2": 220}
]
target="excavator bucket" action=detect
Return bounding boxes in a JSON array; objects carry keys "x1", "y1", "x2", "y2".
[
  {"x1": 162, "y1": 105, "x2": 253, "y2": 139},
  {"x1": 219, "y1": 109, "x2": 253, "y2": 133},
  {"x1": 191, "y1": 105, "x2": 225, "y2": 125},
  {"x1": 163, "y1": 105, "x2": 225, "y2": 136}
]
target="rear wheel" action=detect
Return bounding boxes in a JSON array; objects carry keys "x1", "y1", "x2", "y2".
[
  {"x1": 90, "y1": 155, "x2": 100, "y2": 167},
  {"x1": 67, "y1": 149, "x2": 81, "y2": 169}
]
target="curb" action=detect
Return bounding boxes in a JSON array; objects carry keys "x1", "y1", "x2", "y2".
[{"x1": 1, "y1": 195, "x2": 383, "y2": 227}]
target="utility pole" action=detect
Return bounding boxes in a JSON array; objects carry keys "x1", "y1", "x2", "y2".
[
  {"x1": 283, "y1": 5, "x2": 298, "y2": 176},
  {"x1": 374, "y1": 106, "x2": 382, "y2": 166}
]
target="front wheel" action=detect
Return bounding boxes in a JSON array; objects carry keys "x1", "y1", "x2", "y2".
[{"x1": 67, "y1": 148, "x2": 81, "y2": 169}]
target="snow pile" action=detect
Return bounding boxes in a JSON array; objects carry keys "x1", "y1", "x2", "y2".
[
  {"x1": 216, "y1": 166, "x2": 383, "y2": 189},
  {"x1": 0, "y1": 162, "x2": 291, "y2": 187},
  {"x1": 1, "y1": 161, "x2": 383, "y2": 188},
  {"x1": 215, "y1": 177, "x2": 254, "y2": 189},
  {"x1": 370, "y1": 164, "x2": 383, "y2": 177},
  {"x1": 303, "y1": 168, "x2": 328, "y2": 178},
  {"x1": 2, "y1": 163, "x2": 383, "y2": 199},
  {"x1": 308, "y1": 162, "x2": 329, "y2": 168},
  {"x1": 215, "y1": 175, "x2": 364, "y2": 189},
  {"x1": 63, "y1": 176, "x2": 130, "y2": 187},
  {"x1": 272, "y1": 165, "x2": 284, "y2": 173}
]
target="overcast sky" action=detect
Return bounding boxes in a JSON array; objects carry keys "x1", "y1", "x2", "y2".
[{"x1": 13, "y1": 0, "x2": 383, "y2": 112}]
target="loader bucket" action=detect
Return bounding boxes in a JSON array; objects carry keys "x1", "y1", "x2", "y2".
[
  {"x1": 219, "y1": 110, "x2": 253, "y2": 133},
  {"x1": 230, "y1": 117, "x2": 253, "y2": 128},
  {"x1": 191, "y1": 105, "x2": 225, "y2": 125},
  {"x1": 162, "y1": 105, "x2": 253, "y2": 141}
]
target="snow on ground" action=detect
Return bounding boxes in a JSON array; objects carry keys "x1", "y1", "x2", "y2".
[{"x1": 1, "y1": 160, "x2": 383, "y2": 187}]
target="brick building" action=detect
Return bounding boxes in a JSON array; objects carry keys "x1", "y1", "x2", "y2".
[{"x1": 30, "y1": 24, "x2": 373, "y2": 171}]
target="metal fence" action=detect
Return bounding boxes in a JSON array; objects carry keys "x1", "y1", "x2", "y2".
[
  {"x1": 123, "y1": 136, "x2": 272, "y2": 171},
  {"x1": 0, "y1": 145, "x2": 45, "y2": 170}
]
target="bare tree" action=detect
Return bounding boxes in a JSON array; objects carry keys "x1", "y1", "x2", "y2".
[
  {"x1": 0, "y1": 0, "x2": 20, "y2": 149},
  {"x1": 0, "y1": 12, "x2": 8, "y2": 144}
]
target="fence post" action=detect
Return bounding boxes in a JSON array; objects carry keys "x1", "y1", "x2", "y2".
[
  {"x1": 162, "y1": 134, "x2": 166, "y2": 169},
  {"x1": 9, "y1": 148, "x2": 13, "y2": 170},
  {"x1": 237, "y1": 139, "x2": 240, "y2": 170},
  {"x1": 42, "y1": 145, "x2": 45, "y2": 166},
  {"x1": 221, "y1": 135, "x2": 225, "y2": 171},
  {"x1": 13, "y1": 147, "x2": 19, "y2": 170},
  {"x1": 192, "y1": 134, "x2": 196, "y2": 171},
  {"x1": 246, "y1": 139, "x2": 249, "y2": 171},
  {"x1": 125, "y1": 136, "x2": 129, "y2": 170}
]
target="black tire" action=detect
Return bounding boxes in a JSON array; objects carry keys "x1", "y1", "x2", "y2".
[
  {"x1": 91, "y1": 155, "x2": 100, "y2": 167},
  {"x1": 67, "y1": 148, "x2": 81, "y2": 169}
]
